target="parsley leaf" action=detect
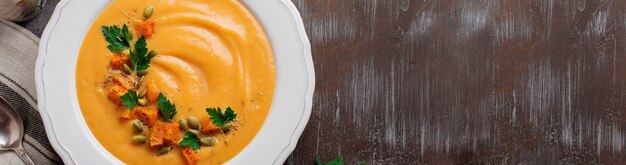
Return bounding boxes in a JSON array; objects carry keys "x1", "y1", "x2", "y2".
[
  {"x1": 316, "y1": 156, "x2": 363, "y2": 165},
  {"x1": 315, "y1": 157, "x2": 324, "y2": 165},
  {"x1": 122, "y1": 24, "x2": 132, "y2": 46},
  {"x1": 224, "y1": 107, "x2": 236, "y2": 120},
  {"x1": 206, "y1": 107, "x2": 236, "y2": 127},
  {"x1": 101, "y1": 24, "x2": 131, "y2": 52},
  {"x1": 325, "y1": 157, "x2": 344, "y2": 165},
  {"x1": 129, "y1": 36, "x2": 153, "y2": 73},
  {"x1": 102, "y1": 24, "x2": 153, "y2": 74},
  {"x1": 315, "y1": 157, "x2": 346, "y2": 165},
  {"x1": 157, "y1": 93, "x2": 177, "y2": 122},
  {"x1": 178, "y1": 132, "x2": 200, "y2": 150},
  {"x1": 120, "y1": 90, "x2": 138, "y2": 109}
]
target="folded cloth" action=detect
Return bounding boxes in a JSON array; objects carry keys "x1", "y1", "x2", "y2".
[{"x1": 0, "y1": 19, "x2": 63, "y2": 164}]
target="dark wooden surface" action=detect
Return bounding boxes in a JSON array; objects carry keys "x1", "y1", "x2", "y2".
[{"x1": 23, "y1": 0, "x2": 626, "y2": 164}]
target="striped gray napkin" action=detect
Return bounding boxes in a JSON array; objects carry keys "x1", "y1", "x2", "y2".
[{"x1": 0, "y1": 19, "x2": 62, "y2": 164}]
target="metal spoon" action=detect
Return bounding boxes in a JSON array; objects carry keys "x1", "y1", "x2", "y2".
[{"x1": 0, "y1": 97, "x2": 35, "y2": 165}]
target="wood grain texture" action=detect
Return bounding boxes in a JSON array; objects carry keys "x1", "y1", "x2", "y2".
[{"x1": 286, "y1": 0, "x2": 626, "y2": 164}]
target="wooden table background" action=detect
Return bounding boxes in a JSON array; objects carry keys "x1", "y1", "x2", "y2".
[{"x1": 22, "y1": 0, "x2": 626, "y2": 164}]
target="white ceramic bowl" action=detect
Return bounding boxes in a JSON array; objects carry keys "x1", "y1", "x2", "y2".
[{"x1": 35, "y1": 0, "x2": 314, "y2": 164}]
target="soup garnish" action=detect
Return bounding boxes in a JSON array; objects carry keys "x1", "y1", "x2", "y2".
[{"x1": 99, "y1": 5, "x2": 241, "y2": 165}]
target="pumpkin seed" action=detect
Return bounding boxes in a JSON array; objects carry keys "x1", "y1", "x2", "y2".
[
  {"x1": 144, "y1": 5, "x2": 155, "y2": 19},
  {"x1": 122, "y1": 64, "x2": 132, "y2": 74},
  {"x1": 137, "y1": 68, "x2": 149, "y2": 76},
  {"x1": 156, "y1": 146, "x2": 172, "y2": 155},
  {"x1": 138, "y1": 88, "x2": 146, "y2": 98},
  {"x1": 132, "y1": 120, "x2": 144, "y2": 133},
  {"x1": 122, "y1": 49, "x2": 130, "y2": 55},
  {"x1": 179, "y1": 119, "x2": 190, "y2": 131},
  {"x1": 148, "y1": 50, "x2": 158, "y2": 58},
  {"x1": 188, "y1": 129, "x2": 200, "y2": 135},
  {"x1": 138, "y1": 98, "x2": 147, "y2": 106},
  {"x1": 136, "y1": 76, "x2": 144, "y2": 88},
  {"x1": 200, "y1": 136, "x2": 217, "y2": 146},
  {"x1": 132, "y1": 135, "x2": 147, "y2": 144},
  {"x1": 186, "y1": 116, "x2": 200, "y2": 130},
  {"x1": 222, "y1": 123, "x2": 232, "y2": 133}
]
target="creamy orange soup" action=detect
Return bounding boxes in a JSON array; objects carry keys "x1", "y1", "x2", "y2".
[{"x1": 75, "y1": 0, "x2": 275, "y2": 164}]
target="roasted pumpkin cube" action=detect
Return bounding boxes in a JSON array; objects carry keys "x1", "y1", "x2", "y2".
[
  {"x1": 163, "y1": 123, "x2": 182, "y2": 144},
  {"x1": 108, "y1": 85, "x2": 127, "y2": 106},
  {"x1": 150, "y1": 121, "x2": 167, "y2": 146},
  {"x1": 135, "y1": 20, "x2": 155, "y2": 38},
  {"x1": 119, "y1": 108, "x2": 135, "y2": 119},
  {"x1": 181, "y1": 147, "x2": 200, "y2": 165},
  {"x1": 200, "y1": 119, "x2": 220, "y2": 134},
  {"x1": 110, "y1": 54, "x2": 129, "y2": 69},
  {"x1": 135, "y1": 106, "x2": 159, "y2": 127}
]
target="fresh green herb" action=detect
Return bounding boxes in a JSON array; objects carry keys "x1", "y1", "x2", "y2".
[
  {"x1": 324, "y1": 157, "x2": 344, "y2": 165},
  {"x1": 122, "y1": 24, "x2": 132, "y2": 46},
  {"x1": 101, "y1": 24, "x2": 132, "y2": 52},
  {"x1": 315, "y1": 157, "x2": 324, "y2": 165},
  {"x1": 120, "y1": 90, "x2": 138, "y2": 109},
  {"x1": 315, "y1": 157, "x2": 363, "y2": 165},
  {"x1": 102, "y1": 23, "x2": 154, "y2": 75},
  {"x1": 157, "y1": 93, "x2": 177, "y2": 122},
  {"x1": 178, "y1": 132, "x2": 200, "y2": 150},
  {"x1": 206, "y1": 107, "x2": 236, "y2": 127},
  {"x1": 129, "y1": 36, "x2": 153, "y2": 73}
]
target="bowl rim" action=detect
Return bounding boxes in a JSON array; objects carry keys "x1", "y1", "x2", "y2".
[{"x1": 35, "y1": 0, "x2": 314, "y2": 164}]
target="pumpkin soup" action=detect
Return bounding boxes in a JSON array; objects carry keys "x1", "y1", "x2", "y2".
[{"x1": 75, "y1": 0, "x2": 275, "y2": 164}]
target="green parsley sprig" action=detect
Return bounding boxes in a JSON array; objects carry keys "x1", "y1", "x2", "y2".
[
  {"x1": 101, "y1": 24, "x2": 132, "y2": 52},
  {"x1": 206, "y1": 107, "x2": 236, "y2": 127},
  {"x1": 178, "y1": 132, "x2": 200, "y2": 150},
  {"x1": 129, "y1": 36, "x2": 153, "y2": 74},
  {"x1": 315, "y1": 157, "x2": 367, "y2": 165},
  {"x1": 157, "y1": 93, "x2": 177, "y2": 122},
  {"x1": 120, "y1": 90, "x2": 138, "y2": 109},
  {"x1": 101, "y1": 24, "x2": 154, "y2": 75},
  {"x1": 316, "y1": 157, "x2": 343, "y2": 165}
]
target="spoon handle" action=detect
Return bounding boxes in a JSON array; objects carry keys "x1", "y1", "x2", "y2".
[{"x1": 14, "y1": 144, "x2": 35, "y2": 165}]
